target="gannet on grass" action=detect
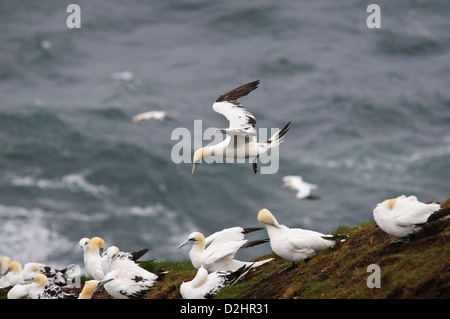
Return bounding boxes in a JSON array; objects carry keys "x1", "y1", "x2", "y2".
[
  {"x1": 101, "y1": 246, "x2": 150, "y2": 275},
  {"x1": 102, "y1": 268, "x2": 163, "y2": 299},
  {"x1": 191, "y1": 80, "x2": 291, "y2": 176},
  {"x1": 132, "y1": 111, "x2": 173, "y2": 124},
  {"x1": 257, "y1": 208, "x2": 347, "y2": 271},
  {"x1": 282, "y1": 175, "x2": 319, "y2": 200},
  {"x1": 373, "y1": 195, "x2": 449, "y2": 243},
  {"x1": 85, "y1": 237, "x2": 106, "y2": 280},
  {"x1": 177, "y1": 227, "x2": 273, "y2": 273},
  {"x1": 180, "y1": 264, "x2": 253, "y2": 299}
]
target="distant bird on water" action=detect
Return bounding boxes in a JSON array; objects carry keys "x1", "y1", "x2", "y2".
[
  {"x1": 282, "y1": 175, "x2": 319, "y2": 200},
  {"x1": 132, "y1": 111, "x2": 173, "y2": 124},
  {"x1": 191, "y1": 80, "x2": 291, "y2": 176},
  {"x1": 372, "y1": 195, "x2": 449, "y2": 243}
]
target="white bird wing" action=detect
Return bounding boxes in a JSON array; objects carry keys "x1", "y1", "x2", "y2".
[
  {"x1": 203, "y1": 240, "x2": 246, "y2": 265},
  {"x1": 286, "y1": 228, "x2": 331, "y2": 252},
  {"x1": 205, "y1": 227, "x2": 246, "y2": 247},
  {"x1": 393, "y1": 196, "x2": 441, "y2": 226},
  {"x1": 212, "y1": 81, "x2": 259, "y2": 141}
]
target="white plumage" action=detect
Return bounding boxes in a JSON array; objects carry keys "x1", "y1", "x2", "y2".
[
  {"x1": 177, "y1": 227, "x2": 273, "y2": 273},
  {"x1": 132, "y1": 111, "x2": 172, "y2": 124},
  {"x1": 101, "y1": 245, "x2": 150, "y2": 275},
  {"x1": 102, "y1": 268, "x2": 159, "y2": 299},
  {"x1": 84, "y1": 237, "x2": 106, "y2": 280},
  {"x1": 191, "y1": 80, "x2": 290, "y2": 176},
  {"x1": 282, "y1": 175, "x2": 319, "y2": 199},
  {"x1": 0, "y1": 256, "x2": 12, "y2": 288},
  {"x1": 6, "y1": 282, "x2": 32, "y2": 299},
  {"x1": 257, "y1": 209, "x2": 345, "y2": 265},
  {"x1": 373, "y1": 195, "x2": 442, "y2": 239},
  {"x1": 180, "y1": 264, "x2": 252, "y2": 299}
]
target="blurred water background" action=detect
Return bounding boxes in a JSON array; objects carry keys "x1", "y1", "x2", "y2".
[{"x1": 0, "y1": 0, "x2": 449, "y2": 269}]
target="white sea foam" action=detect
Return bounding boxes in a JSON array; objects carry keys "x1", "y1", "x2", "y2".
[
  {"x1": 5, "y1": 172, "x2": 110, "y2": 198},
  {"x1": 0, "y1": 204, "x2": 73, "y2": 268}
]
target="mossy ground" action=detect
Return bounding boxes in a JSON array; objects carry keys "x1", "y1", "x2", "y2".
[{"x1": 2, "y1": 198, "x2": 449, "y2": 299}]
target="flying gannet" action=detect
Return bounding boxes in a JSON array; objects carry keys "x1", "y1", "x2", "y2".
[
  {"x1": 282, "y1": 175, "x2": 319, "y2": 200},
  {"x1": 132, "y1": 111, "x2": 173, "y2": 124},
  {"x1": 177, "y1": 226, "x2": 273, "y2": 273},
  {"x1": 180, "y1": 264, "x2": 252, "y2": 299},
  {"x1": 191, "y1": 80, "x2": 291, "y2": 176},
  {"x1": 373, "y1": 195, "x2": 449, "y2": 243},
  {"x1": 257, "y1": 208, "x2": 347, "y2": 271}
]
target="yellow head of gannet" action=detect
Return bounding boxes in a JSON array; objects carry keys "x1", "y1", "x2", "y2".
[
  {"x1": 257, "y1": 208, "x2": 280, "y2": 227},
  {"x1": 34, "y1": 274, "x2": 48, "y2": 288},
  {"x1": 7, "y1": 261, "x2": 22, "y2": 274},
  {"x1": 89, "y1": 237, "x2": 105, "y2": 255},
  {"x1": 79, "y1": 280, "x2": 100, "y2": 299},
  {"x1": 384, "y1": 198, "x2": 398, "y2": 210},
  {"x1": 1, "y1": 256, "x2": 11, "y2": 275},
  {"x1": 192, "y1": 147, "x2": 214, "y2": 176},
  {"x1": 177, "y1": 232, "x2": 206, "y2": 250}
]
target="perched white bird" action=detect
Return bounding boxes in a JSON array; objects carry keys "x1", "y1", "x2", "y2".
[
  {"x1": 7, "y1": 282, "x2": 32, "y2": 299},
  {"x1": 84, "y1": 237, "x2": 106, "y2": 280},
  {"x1": 282, "y1": 175, "x2": 319, "y2": 200},
  {"x1": 101, "y1": 246, "x2": 150, "y2": 275},
  {"x1": 29, "y1": 274, "x2": 78, "y2": 299},
  {"x1": 177, "y1": 227, "x2": 273, "y2": 273},
  {"x1": 132, "y1": 111, "x2": 173, "y2": 124},
  {"x1": 3, "y1": 261, "x2": 23, "y2": 287},
  {"x1": 191, "y1": 80, "x2": 291, "y2": 176},
  {"x1": 0, "y1": 256, "x2": 12, "y2": 288},
  {"x1": 373, "y1": 195, "x2": 448, "y2": 242},
  {"x1": 180, "y1": 264, "x2": 252, "y2": 299},
  {"x1": 102, "y1": 268, "x2": 162, "y2": 299},
  {"x1": 257, "y1": 208, "x2": 347, "y2": 270}
]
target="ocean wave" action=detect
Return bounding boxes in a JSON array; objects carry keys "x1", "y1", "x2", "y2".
[
  {"x1": 0, "y1": 204, "x2": 74, "y2": 268},
  {"x1": 4, "y1": 172, "x2": 110, "y2": 198}
]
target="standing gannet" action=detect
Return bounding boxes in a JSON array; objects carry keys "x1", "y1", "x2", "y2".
[
  {"x1": 102, "y1": 268, "x2": 162, "y2": 299},
  {"x1": 191, "y1": 80, "x2": 291, "y2": 176},
  {"x1": 21, "y1": 262, "x2": 77, "y2": 286},
  {"x1": 85, "y1": 237, "x2": 106, "y2": 280},
  {"x1": 0, "y1": 256, "x2": 12, "y2": 288},
  {"x1": 180, "y1": 264, "x2": 252, "y2": 299},
  {"x1": 282, "y1": 175, "x2": 319, "y2": 200},
  {"x1": 101, "y1": 246, "x2": 150, "y2": 275},
  {"x1": 373, "y1": 195, "x2": 448, "y2": 242},
  {"x1": 257, "y1": 209, "x2": 347, "y2": 270},
  {"x1": 177, "y1": 227, "x2": 273, "y2": 273},
  {"x1": 132, "y1": 111, "x2": 173, "y2": 124}
]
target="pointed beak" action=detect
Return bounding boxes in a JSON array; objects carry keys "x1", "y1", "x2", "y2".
[
  {"x1": 98, "y1": 278, "x2": 114, "y2": 287},
  {"x1": 191, "y1": 163, "x2": 200, "y2": 177},
  {"x1": 177, "y1": 238, "x2": 193, "y2": 250}
]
